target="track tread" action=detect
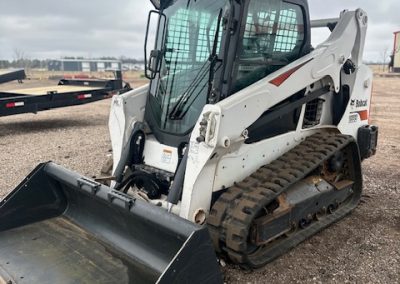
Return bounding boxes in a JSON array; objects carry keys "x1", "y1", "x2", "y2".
[{"x1": 208, "y1": 132, "x2": 361, "y2": 267}]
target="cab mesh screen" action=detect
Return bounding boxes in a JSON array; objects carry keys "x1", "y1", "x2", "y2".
[
  {"x1": 162, "y1": 7, "x2": 221, "y2": 101},
  {"x1": 241, "y1": 0, "x2": 304, "y2": 59},
  {"x1": 233, "y1": 0, "x2": 305, "y2": 93},
  {"x1": 153, "y1": 1, "x2": 226, "y2": 134}
]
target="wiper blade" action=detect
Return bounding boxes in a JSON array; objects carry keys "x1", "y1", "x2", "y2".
[
  {"x1": 168, "y1": 63, "x2": 210, "y2": 120},
  {"x1": 168, "y1": 9, "x2": 223, "y2": 120},
  {"x1": 207, "y1": 8, "x2": 223, "y2": 102}
]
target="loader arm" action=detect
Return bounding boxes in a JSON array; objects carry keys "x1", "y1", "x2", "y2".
[{"x1": 180, "y1": 9, "x2": 370, "y2": 220}]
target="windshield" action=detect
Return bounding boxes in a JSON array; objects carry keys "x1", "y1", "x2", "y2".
[{"x1": 148, "y1": 0, "x2": 229, "y2": 135}]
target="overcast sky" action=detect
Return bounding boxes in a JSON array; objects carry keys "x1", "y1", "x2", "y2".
[{"x1": 0, "y1": 0, "x2": 398, "y2": 62}]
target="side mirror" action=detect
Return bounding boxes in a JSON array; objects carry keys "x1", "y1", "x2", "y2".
[{"x1": 144, "y1": 10, "x2": 166, "y2": 80}]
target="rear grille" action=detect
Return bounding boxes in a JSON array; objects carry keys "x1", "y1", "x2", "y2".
[{"x1": 303, "y1": 98, "x2": 324, "y2": 128}]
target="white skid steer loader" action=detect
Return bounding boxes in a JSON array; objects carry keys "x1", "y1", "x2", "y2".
[{"x1": 0, "y1": 0, "x2": 378, "y2": 283}]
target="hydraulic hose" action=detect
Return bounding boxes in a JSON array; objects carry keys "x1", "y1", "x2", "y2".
[{"x1": 167, "y1": 151, "x2": 188, "y2": 205}]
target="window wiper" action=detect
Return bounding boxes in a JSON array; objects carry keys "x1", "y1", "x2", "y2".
[
  {"x1": 168, "y1": 9, "x2": 223, "y2": 121},
  {"x1": 207, "y1": 8, "x2": 224, "y2": 103},
  {"x1": 168, "y1": 61, "x2": 211, "y2": 120}
]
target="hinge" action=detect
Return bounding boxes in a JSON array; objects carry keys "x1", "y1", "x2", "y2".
[
  {"x1": 77, "y1": 177, "x2": 101, "y2": 194},
  {"x1": 229, "y1": 19, "x2": 238, "y2": 34},
  {"x1": 108, "y1": 190, "x2": 136, "y2": 210}
]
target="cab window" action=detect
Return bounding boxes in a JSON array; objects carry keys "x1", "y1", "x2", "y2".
[{"x1": 233, "y1": 0, "x2": 305, "y2": 92}]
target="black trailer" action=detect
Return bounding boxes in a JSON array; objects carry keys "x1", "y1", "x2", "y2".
[{"x1": 0, "y1": 70, "x2": 131, "y2": 117}]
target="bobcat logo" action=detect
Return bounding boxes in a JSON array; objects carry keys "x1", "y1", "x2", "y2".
[
  {"x1": 356, "y1": 99, "x2": 368, "y2": 108},
  {"x1": 350, "y1": 99, "x2": 367, "y2": 108}
]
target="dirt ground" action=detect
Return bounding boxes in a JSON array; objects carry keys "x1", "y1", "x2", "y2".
[{"x1": 0, "y1": 74, "x2": 399, "y2": 283}]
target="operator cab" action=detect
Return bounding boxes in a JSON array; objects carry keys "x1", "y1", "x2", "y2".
[{"x1": 146, "y1": 0, "x2": 311, "y2": 147}]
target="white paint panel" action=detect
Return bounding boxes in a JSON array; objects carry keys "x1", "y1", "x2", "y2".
[
  {"x1": 143, "y1": 136, "x2": 179, "y2": 173},
  {"x1": 109, "y1": 85, "x2": 149, "y2": 174},
  {"x1": 338, "y1": 65, "x2": 373, "y2": 138}
]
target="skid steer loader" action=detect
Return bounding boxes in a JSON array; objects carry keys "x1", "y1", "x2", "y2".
[{"x1": 0, "y1": 0, "x2": 378, "y2": 283}]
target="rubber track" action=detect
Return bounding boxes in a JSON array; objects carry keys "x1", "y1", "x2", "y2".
[{"x1": 207, "y1": 132, "x2": 360, "y2": 267}]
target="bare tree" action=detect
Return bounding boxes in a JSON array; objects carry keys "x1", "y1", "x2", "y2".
[
  {"x1": 381, "y1": 47, "x2": 389, "y2": 73},
  {"x1": 13, "y1": 48, "x2": 25, "y2": 61},
  {"x1": 13, "y1": 48, "x2": 31, "y2": 70}
]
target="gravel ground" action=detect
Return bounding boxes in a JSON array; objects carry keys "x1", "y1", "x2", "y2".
[{"x1": 0, "y1": 76, "x2": 399, "y2": 283}]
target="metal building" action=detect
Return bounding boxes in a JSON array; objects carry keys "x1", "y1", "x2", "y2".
[
  {"x1": 48, "y1": 59, "x2": 121, "y2": 72},
  {"x1": 392, "y1": 31, "x2": 400, "y2": 73}
]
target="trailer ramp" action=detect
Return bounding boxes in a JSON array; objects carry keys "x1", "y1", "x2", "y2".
[{"x1": 0, "y1": 69, "x2": 26, "y2": 84}]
